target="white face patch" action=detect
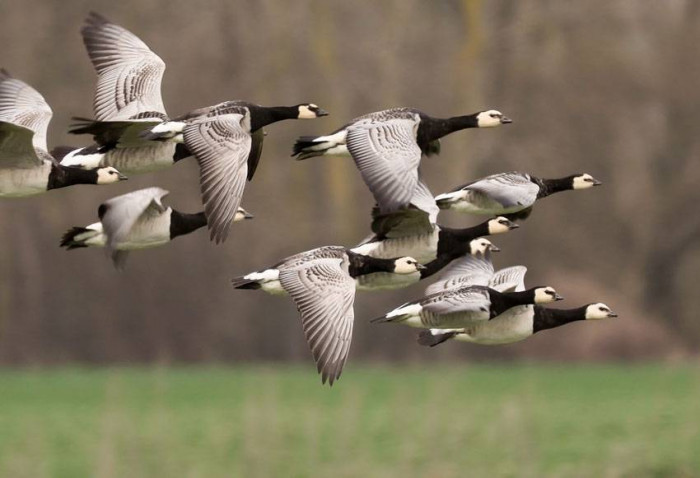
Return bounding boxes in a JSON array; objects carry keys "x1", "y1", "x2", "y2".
[
  {"x1": 394, "y1": 257, "x2": 422, "y2": 274},
  {"x1": 573, "y1": 173, "x2": 598, "y2": 190},
  {"x1": 233, "y1": 207, "x2": 253, "y2": 222},
  {"x1": 96, "y1": 167, "x2": 125, "y2": 185},
  {"x1": 488, "y1": 217, "x2": 514, "y2": 235},
  {"x1": 534, "y1": 287, "x2": 560, "y2": 304},
  {"x1": 470, "y1": 238, "x2": 495, "y2": 255},
  {"x1": 585, "y1": 303, "x2": 615, "y2": 320},
  {"x1": 476, "y1": 110, "x2": 505, "y2": 128},
  {"x1": 298, "y1": 105, "x2": 317, "y2": 119}
]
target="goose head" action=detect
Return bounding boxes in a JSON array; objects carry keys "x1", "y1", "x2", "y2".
[
  {"x1": 95, "y1": 167, "x2": 127, "y2": 184},
  {"x1": 533, "y1": 286, "x2": 564, "y2": 304},
  {"x1": 392, "y1": 257, "x2": 426, "y2": 274},
  {"x1": 233, "y1": 207, "x2": 255, "y2": 222},
  {"x1": 585, "y1": 303, "x2": 617, "y2": 319},
  {"x1": 476, "y1": 110, "x2": 512, "y2": 127},
  {"x1": 572, "y1": 173, "x2": 602, "y2": 190},
  {"x1": 487, "y1": 216, "x2": 519, "y2": 235},
  {"x1": 297, "y1": 103, "x2": 329, "y2": 119},
  {"x1": 469, "y1": 238, "x2": 500, "y2": 255}
]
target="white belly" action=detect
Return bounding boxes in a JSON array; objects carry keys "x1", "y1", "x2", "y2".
[
  {"x1": 115, "y1": 213, "x2": 172, "y2": 249},
  {"x1": 0, "y1": 165, "x2": 50, "y2": 197},
  {"x1": 457, "y1": 307, "x2": 534, "y2": 344},
  {"x1": 103, "y1": 143, "x2": 178, "y2": 175},
  {"x1": 352, "y1": 231, "x2": 439, "y2": 263}
]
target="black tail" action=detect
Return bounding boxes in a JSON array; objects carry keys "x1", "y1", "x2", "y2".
[
  {"x1": 230, "y1": 277, "x2": 261, "y2": 290},
  {"x1": 292, "y1": 136, "x2": 325, "y2": 160},
  {"x1": 417, "y1": 330, "x2": 458, "y2": 347},
  {"x1": 60, "y1": 227, "x2": 91, "y2": 250}
]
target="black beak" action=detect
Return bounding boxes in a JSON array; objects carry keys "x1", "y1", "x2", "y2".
[
  {"x1": 489, "y1": 245, "x2": 501, "y2": 252},
  {"x1": 118, "y1": 173, "x2": 128, "y2": 181},
  {"x1": 243, "y1": 212, "x2": 255, "y2": 219},
  {"x1": 592, "y1": 178, "x2": 603, "y2": 186},
  {"x1": 608, "y1": 312, "x2": 618, "y2": 318},
  {"x1": 315, "y1": 108, "x2": 329, "y2": 117},
  {"x1": 508, "y1": 222, "x2": 520, "y2": 229},
  {"x1": 554, "y1": 294, "x2": 564, "y2": 301},
  {"x1": 500, "y1": 116, "x2": 513, "y2": 124},
  {"x1": 416, "y1": 263, "x2": 427, "y2": 271}
]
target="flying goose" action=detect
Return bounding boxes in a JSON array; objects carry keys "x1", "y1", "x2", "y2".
[
  {"x1": 418, "y1": 303, "x2": 617, "y2": 347},
  {"x1": 65, "y1": 12, "x2": 328, "y2": 177},
  {"x1": 371, "y1": 285, "x2": 562, "y2": 329},
  {"x1": 292, "y1": 108, "x2": 510, "y2": 216},
  {"x1": 0, "y1": 70, "x2": 125, "y2": 197},
  {"x1": 60, "y1": 187, "x2": 254, "y2": 268},
  {"x1": 231, "y1": 246, "x2": 424, "y2": 385},
  {"x1": 435, "y1": 171, "x2": 602, "y2": 220}
]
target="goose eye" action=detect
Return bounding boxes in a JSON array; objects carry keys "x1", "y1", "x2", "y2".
[{"x1": 490, "y1": 113, "x2": 500, "y2": 118}]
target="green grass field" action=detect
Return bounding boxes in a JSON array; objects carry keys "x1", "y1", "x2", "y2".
[{"x1": 0, "y1": 364, "x2": 698, "y2": 478}]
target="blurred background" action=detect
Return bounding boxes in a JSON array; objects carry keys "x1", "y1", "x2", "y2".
[{"x1": 0, "y1": 1, "x2": 699, "y2": 477}]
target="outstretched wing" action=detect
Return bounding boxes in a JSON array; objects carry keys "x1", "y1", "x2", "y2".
[
  {"x1": 490, "y1": 266, "x2": 527, "y2": 292},
  {"x1": 99, "y1": 187, "x2": 170, "y2": 250},
  {"x1": 183, "y1": 114, "x2": 251, "y2": 244},
  {"x1": 82, "y1": 12, "x2": 167, "y2": 121},
  {"x1": 464, "y1": 172, "x2": 539, "y2": 209},
  {"x1": 424, "y1": 253, "x2": 494, "y2": 295},
  {"x1": 0, "y1": 121, "x2": 44, "y2": 169},
  {"x1": 279, "y1": 256, "x2": 356, "y2": 386},
  {"x1": 346, "y1": 117, "x2": 421, "y2": 214},
  {"x1": 0, "y1": 70, "x2": 52, "y2": 152},
  {"x1": 421, "y1": 286, "x2": 492, "y2": 317}
]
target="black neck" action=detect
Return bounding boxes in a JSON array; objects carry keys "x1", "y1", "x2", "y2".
[
  {"x1": 48, "y1": 165, "x2": 99, "y2": 190},
  {"x1": 489, "y1": 288, "x2": 539, "y2": 316},
  {"x1": 169, "y1": 210, "x2": 207, "y2": 239},
  {"x1": 348, "y1": 252, "x2": 397, "y2": 278},
  {"x1": 247, "y1": 105, "x2": 299, "y2": 132},
  {"x1": 533, "y1": 305, "x2": 587, "y2": 333},
  {"x1": 418, "y1": 113, "x2": 480, "y2": 146},
  {"x1": 437, "y1": 220, "x2": 491, "y2": 257},
  {"x1": 419, "y1": 254, "x2": 458, "y2": 280},
  {"x1": 536, "y1": 176, "x2": 575, "y2": 199}
]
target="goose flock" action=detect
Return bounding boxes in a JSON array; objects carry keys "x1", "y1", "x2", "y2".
[{"x1": 0, "y1": 12, "x2": 617, "y2": 386}]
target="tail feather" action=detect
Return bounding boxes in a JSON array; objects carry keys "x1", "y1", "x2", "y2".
[
  {"x1": 417, "y1": 330, "x2": 458, "y2": 347},
  {"x1": 60, "y1": 227, "x2": 93, "y2": 250},
  {"x1": 231, "y1": 277, "x2": 262, "y2": 290},
  {"x1": 292, "y1": 136, "x2": 325, "y2": 159},
  {"x1": 370, "y1": 314, "x2": 403, "y2": 324}
]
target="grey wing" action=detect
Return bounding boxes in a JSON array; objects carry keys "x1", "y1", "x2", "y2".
[
  {"x1": 422, "y1": 287, "x2": 492, "y2": 316},
  {"x1": 0, "y1": 121, "x2": 44, "y2": 169},
  {"x1": 183, "y1": 114, "x2": 251, "y2": 244},
  {"x1": 489, "y1": 266, "x2": 527, "y2": 292},
  {"x1": 370, "y1": 207, "x2": 434, "y2": 239},
  {"x1": 100, "y1": 187, "x2": 170, "y2": 249},
  {"x1": 424, "y1": 254, "x2": 495, "y2": 295},
  {"x1": 0, "y1": 70, "x2": 52, "y2": 152},
  {"x1": 246, "y1": 127, "x2": 265, "y2": 181},
  {"x1": 346, "y1": 117, "x2": 421, "y2": 214},
  {"x1": 411, "y1": 178, "x2": 439, "y2": 226},
  {"x1": 279, "y1": 257, "x2": 356, "y2": 386},
  {"x1": 82, "y1": 12, "x2": 167, "y2": 121},
  {"x1": 466, "y1": 172, "x2": 539, "y2": 209}
]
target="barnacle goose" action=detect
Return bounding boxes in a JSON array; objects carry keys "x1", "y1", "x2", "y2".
[
  {"x1": 231, "y1": 246, "x2": 424, "y2": 385},
  {"x1": 65, "y1": 12, "x2": 328, "y2": 178},
  {"x1": 435, "y1": 171, "x2": 602, "y2": 220},
  {"x1": 292, "y1": 108, "x2": 510, "y2": 216},
  {"x1": 60, "y1": 187, "x2": 253, "y2": 268},
  {"x1": 0, "y1": 70, "x2": 125, "y2": 197},
  {"x1": 372, "y1": 285, "x2": 562, "y2": 329}
]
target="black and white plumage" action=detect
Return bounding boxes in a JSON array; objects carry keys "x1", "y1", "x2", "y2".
[
  {"x1": 417, "y1": 303, "x2": 617, "y2": 347},
  {"x1": 66, "y1": 13, "x2": 329, "y2": 177},
  {"x1": 371, "y1": 284, "x2": 562, "y2": 329},
  {"x1": 293, "y1": 108, "x2": 510, "y2": 216},
  {"x1": 353, "y1": 213, "x2": 517, "y2": 291},
  {"x1": 60, "y1": 186, "x2": 253, "y2": 268},
  {"x1": 0, "y1": 71, "x2": 126, "y2": 197},
  {"x1": 435, "y1": 171, "x2": 602, "y2": 220},
  {"x1": 231, "y1": 246, "x2": 424, "y2": 385}
]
